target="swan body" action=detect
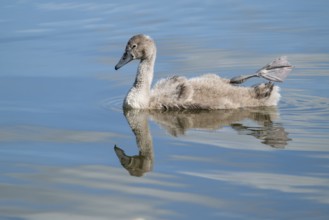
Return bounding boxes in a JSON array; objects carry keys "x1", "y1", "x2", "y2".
[{"x1": 115, "y1": 34, "x2": 281, "y2": 110}]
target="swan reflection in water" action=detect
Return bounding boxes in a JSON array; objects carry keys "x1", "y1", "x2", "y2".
[{"x1": 114, "y1": 107, "x2": 291, "y2": 177}]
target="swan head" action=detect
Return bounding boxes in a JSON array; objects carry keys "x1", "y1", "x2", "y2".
[{"x1": 115, "y1": 34, "x2": 156, "y2": 70}]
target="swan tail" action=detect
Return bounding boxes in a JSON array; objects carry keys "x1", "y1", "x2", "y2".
[
  {"x1": 253, "y1": 82, "x2": 281, "y2": 106},
  {"x1": 253, "y1": 82, "x2": 274, "y2": 99}
]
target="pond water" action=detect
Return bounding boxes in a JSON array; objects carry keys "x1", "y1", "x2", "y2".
[{"x1": 1, "y1": 0, "x2": 329, "y2": 219}]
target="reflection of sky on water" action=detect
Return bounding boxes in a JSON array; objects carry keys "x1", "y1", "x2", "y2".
[
  {"x1": 1, "y1": 0, "x2": 329, "y2": 219},
  {"x1": 1, "y1": 166, "x2": 184, "y2": 220},
  {"x1": 1, "y1": 164, "x2": 244, "y2": 220},
  {"x1": 0, "y1": 125, "x2": 122, "y2": 143},
  {"x1": 1, "y1": 0, "x2": 329, "y2": 77},
  {"x1": 182, "y1": 171, "x2": 329, "y2": 203},
  {"x1": 2, "y1": 164, "x2": 329, "y2": 219}
]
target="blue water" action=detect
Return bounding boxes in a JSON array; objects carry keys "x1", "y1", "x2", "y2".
[{"x1": 1, "y1": 1, "x2": 329, "y2": 219}]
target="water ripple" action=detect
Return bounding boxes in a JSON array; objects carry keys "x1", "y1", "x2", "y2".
[
  {"x1": 101, "y1": 96, "x2": 124, "y2": 112},
  {"x1": 278, "y1": 90, "x2": 329, "y2": 151},
  {"x1": 281, "y1": 91, "x2": 329, "y2": 119}
]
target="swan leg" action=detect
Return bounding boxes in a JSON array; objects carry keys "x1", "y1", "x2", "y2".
[{"x1": 230, "y1": 74, "x2": 258, "y2": 84}]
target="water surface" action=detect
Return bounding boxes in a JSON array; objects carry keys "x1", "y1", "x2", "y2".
[{"x1": 1, "y1": 1, "x2": 329, "y2": 219}]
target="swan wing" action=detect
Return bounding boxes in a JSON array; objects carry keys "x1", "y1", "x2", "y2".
[
  {"x1": 152, "y1": 76, "x2": 193, "y2": 101},
  {"x1": 150, "y1": 76, "x2": 195, "y2": 109}
]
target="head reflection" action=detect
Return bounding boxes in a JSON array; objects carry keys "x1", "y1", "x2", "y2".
[
  {"x1": 114, "y1": 145, "x2": 153, "y2": 177},
  {"x1": 114, "y1": 107, "x2": 291, "y2": 176}
]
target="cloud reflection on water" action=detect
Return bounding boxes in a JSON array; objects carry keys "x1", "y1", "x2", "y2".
[
  {"x1": 0, "y1": 126, "x2": 123, "y2": 143},
  {"x1": 181, "y1": 171, "x2": 329, "y2": 205},
  {"x1": 0, "y1": 165, "x2": 225, "y2": 220}
]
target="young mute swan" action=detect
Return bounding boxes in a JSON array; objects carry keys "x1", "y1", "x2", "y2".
[{"x1": 115, "y1": 34, "x2": 293, "y2": 110}]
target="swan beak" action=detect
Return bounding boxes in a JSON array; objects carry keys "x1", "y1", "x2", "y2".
[{"x1": 115, "y1": 52, "x2": 133, "y2": 70}]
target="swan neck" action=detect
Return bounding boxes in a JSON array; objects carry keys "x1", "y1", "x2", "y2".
[
  {"x1": 134, "y1": 56, "x2": 155, "y2": 90},
  {"x1": 124, "y1": 55, "x2": 155, "y2": 109}
]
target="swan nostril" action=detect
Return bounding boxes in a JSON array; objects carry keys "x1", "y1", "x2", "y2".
[{"x1": 123, "y1": 52, "x2": 128, "y2": 60}]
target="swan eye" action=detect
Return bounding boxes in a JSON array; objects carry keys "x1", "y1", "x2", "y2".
[{"x1": 131, "y1": 44, "x2": 137, "y2": 49}]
